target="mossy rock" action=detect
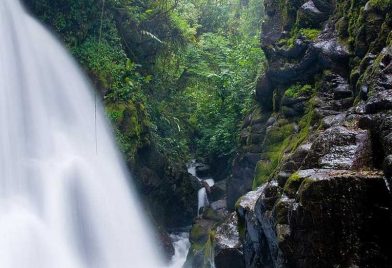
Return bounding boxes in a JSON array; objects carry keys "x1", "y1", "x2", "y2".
[
  {"x1": 283, "y1": 172, "x2": 305, "y2": 198},
  {"x1": 190, "y1": 222, "x2": 211, "y2": 245}
]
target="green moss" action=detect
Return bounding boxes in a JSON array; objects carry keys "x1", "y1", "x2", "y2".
[
  {"x1": 253, "y1": 123, "x2": 295, "y2": 187},
  {"x1": 190, "y1": 223, "x2": 209, "y2": 245},
  {"x1": 368, "y1": 0, "x2": 392, "y2": 10},
  {"x1": 106, "y1": 101, "x2": 150, "y2": 161},
  {"x1": 203, "y1": 207, "x2": 222, "y2": 221},
  {"x1": 274, "y1": 199, "x2": 289, "y2": 224},
  {"x1": 284, "y1": 84, "x2": 313, "y2": 98},
  {"x1": 278, "y1": 28, "x2": 321, "y2": 48},
  {"x1": 289, "y1": 106, "x2": 315, "y2": 152},
  {"x1": 298, "y1": 28, "x2": 321, "y2": 41},
  {"x1": 237, "y1": 218, "x2": 246, "y2": 239},
  {"x1": 283, "y1": 172, "x2": 304, "y2": 197},
  {"x1": 203, "y1": 231, "x2": 216, "y2": 267}
]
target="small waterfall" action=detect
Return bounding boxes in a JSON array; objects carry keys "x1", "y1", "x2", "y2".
[
  {"x1": 0, "y1": 0, "x2": 162, "y2": 267},
  {"x1": 187, "y1": 161, "x2": 215, "y2": 215}
]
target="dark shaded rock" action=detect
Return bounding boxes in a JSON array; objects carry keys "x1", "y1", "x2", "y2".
[
  {"x1": 157, "y1": 228, "x2": 175, "y2": 261},
  {"x1": 228, "y1": 108, "x2": 269, "y2": 210},
  {"x1": 134, "y1": 146, "x2": 198, "y2": 228},
  {"x1": 312, "y1": 0, "x2": 333, "y2": 13},
  {"x1": 281, "y1": 169, "x2": 392, "y2": 267},
  {"x1": 365, "y1": 90, "x2": 392, "y2": 114},
  {"x1": 196, "y1": 164, "x2": 211, "y2": 178},
  {"x1": 236, "y1": 186, "x2": 273, "y2": 268},
  {"x1": 275, "y1": 38, "x2": 309, "y2": 59},
  {"x1": 277, "y1": 171, "x2": 291, "y2": 187},
  {"x1": 214, "y1": 213, "x2": 245, "y2": 268},
  {"x1": 208, "y1": 185, "x2": 225, "y2": 203},
  {"x1": 384, "y1": 154, "x2": 392, "y2": 178},
  {"x1": 186, "y1": 204, "x2": 227, "y2": 268},
  {"x1": 189, "y1": 218, "x2": 215, "y2": 245},
  {"x1": 241, "y1": 170, "x2": 392, "y2": 268},
  {"x1": 256, "y1": 74, "x2": 274, "y2": 110},
  {"x1": 333, "y1": 83, "x2": 352, "y2": 100}
]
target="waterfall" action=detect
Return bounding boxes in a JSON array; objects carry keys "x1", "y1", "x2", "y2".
[
  {"x1": 0, "y1": 0, "x2": 163, "y2": 267},
  {"x1": 187, "y1": 161, "x2": 214, "y2": 215}
]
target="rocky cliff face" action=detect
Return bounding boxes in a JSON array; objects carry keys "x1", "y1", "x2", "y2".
[{"x1": 224, "y1": 0, "x2": 392, "y2": 267}]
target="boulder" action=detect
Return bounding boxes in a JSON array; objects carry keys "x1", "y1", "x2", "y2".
[
  {"x1": 196, "y1": 164, "x2": 211, "y2": 178},
  {"x1": 297, "y1": 1, "x2": 327, "y2": 28},
  {"x1": 278, "y1": 169, "x2": 392, "y2": 267},
  {"x1": 214, "y1": 213, "x2": 245, "y2": 268},
  {"x1": 244, "y1": 170, "x2": 392, "y2": 267}
]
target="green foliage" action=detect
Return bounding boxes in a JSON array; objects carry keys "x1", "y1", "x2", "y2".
[{"x1": 27, "y1": 0, "x2": 266, "y2": 166}]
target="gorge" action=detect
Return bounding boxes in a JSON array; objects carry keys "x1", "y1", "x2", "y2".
[{"x1": 3, "y1": 0, "x2": 392, "y2": 267}]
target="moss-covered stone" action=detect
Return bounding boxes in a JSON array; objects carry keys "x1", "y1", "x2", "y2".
[{"x1": 283, "y1": 172, "x2": 304, "y2": 197}]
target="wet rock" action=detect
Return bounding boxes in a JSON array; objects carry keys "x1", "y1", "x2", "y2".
[
  {"x1": 321, "y1": 113, "x2": 346, "y2": 128},
  {"x1": 157, "y1": 227, "x2": 175, "y2": 261},
  {"x1": 246, "y1": 169, "x2": 392, "y2": 267},
  {"x1": 236, "y1": 186, "x2": 273, "y2": 268},
  {"x1": 297, "y1": 1, "x2": 327, "y2": 28},
  {"x1": 303, "y1": 126, "x2": 373, "y2": 170},
  {"x1": 286, "y1": 143, "x2": 312, "y2": 172},
  {"x1": 214, "y1": 213, "x2": 245, "y2": 268},
  {"x1": 314, "y1": 38, "x2": 350, "y2": 70},
  {"x1": 281, "y1": 169, "x2": 392, "y2": 267}
]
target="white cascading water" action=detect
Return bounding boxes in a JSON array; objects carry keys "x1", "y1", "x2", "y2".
[
  {"x1": 0, "y1": 0, "x2": 163, "y2": 267},
  {"x1": 168, "y1": 232, "x2": 190, "y2": 268},
  {"x1": 187, "y1": 161, "x2": 214, "y2": 215}
]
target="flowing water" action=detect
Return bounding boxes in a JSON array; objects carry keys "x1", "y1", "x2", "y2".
[
  {"x1": 187, "y1": 161, "x2": 215, "y2": 215},
  {"x1": 0, "y1": 0, "x2": 163, "y2": 267},
  {"x1": 168, "y1": 232, "x2": 190, "y2": 268}
]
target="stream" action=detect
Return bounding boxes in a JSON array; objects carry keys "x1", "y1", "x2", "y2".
[{"x1": 169, "y1": 160, "x2": 215, "y2": 267}]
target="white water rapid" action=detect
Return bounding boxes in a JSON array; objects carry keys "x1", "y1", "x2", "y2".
[
  {"x1": 0, "y1": 0, "x2": 163, "y2": 267},
  {"x1": 168, "y1": 232, "x2": 190, "y2": 268}
]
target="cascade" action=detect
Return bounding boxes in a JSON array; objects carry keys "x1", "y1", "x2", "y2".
[
  {"x1": 187, "y1": 161, "x2": 215, "y2": 215},
  {"x1": 0, "y1": 0, "x2": 163, "y2": 267}
]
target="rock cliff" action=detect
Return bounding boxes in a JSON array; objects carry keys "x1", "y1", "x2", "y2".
[{"x1": 224, "y1": 0, "x2": 392, "y2": 267}]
